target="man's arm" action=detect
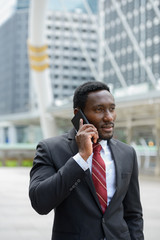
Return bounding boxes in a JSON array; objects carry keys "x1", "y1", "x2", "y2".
[
  {"x1": 29, "y1": 140, "x2": 85, "y2": 215},
  {"x1": 123, "y1": 148, "x2": 144, "y2": 240},
  {"x1": 29, "y1": 120, "x2": 98, "y2": 215}
]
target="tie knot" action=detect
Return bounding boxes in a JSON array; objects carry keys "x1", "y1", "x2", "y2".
[{"x1": 93, "y1": 143, "x2": 102, "y2": 153}]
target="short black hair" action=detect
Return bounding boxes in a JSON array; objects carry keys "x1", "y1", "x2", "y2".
[{"x1": 73, "y1": 81, "x2": 110, "y2": 110}]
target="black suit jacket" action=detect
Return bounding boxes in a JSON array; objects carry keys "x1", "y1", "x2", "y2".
[{"x1": 29, "y1": 128, "x2": 144, "y2": 240}]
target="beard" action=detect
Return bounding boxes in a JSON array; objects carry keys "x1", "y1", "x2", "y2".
[{"x1": 98, "y1": 132, "x2": 114, "y2": 141}]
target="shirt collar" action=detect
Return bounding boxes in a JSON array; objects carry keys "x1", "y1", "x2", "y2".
[{"x1": 98, "y1": 140, "x2": 108, "y2": 154}]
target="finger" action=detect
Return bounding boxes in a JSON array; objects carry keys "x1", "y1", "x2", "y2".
[
  {"x1": 93, "y1": 135, "x2": 99, "y2": 143},
  {"x1": 79, "y1": 118, "x2": 83, "y2": 129},
  {"x1": 92, "y1": 131, "x2": 99, "y2": 143},
  {"x1": 81, "y1": 124, "x2": 96, "y2": 131},
  {"x1": 87, "y1": 130, "x2": 99, "y2": 142}
]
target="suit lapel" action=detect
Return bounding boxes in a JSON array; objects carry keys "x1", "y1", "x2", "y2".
[
  {"x1": 84, "y1": 169, "x2": 102, "y2": 212},
  {"x1": 104, "y1": 139, "x2": 122, "y2": 214},
  {"x1": 109, "y1": 139, "x2": 122, "y2": 191}
]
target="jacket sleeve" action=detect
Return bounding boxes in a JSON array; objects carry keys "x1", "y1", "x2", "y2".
[
  {"x1": 123, "y1": 147, "x2": 144, "y2": 240},
  {"x1": 29, "y1": 140, "x2": 85, "y2": 215}
]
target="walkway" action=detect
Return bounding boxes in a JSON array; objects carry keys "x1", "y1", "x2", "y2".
[{"x1": 0, "y1": 167, "x2": 159, "y2": 240}]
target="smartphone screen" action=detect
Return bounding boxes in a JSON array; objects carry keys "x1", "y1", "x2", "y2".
[{"x1": 71, "y1": 109, "x2": 89, "y2": 132}]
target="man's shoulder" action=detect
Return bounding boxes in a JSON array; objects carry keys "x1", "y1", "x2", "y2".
[
  {"x1": 41, "y1": 133, "x2": 68, "y2": 146},
  {"x1": 110, "y1": 138, "x2": 136, "y2": 159},
  {"x1": 110, "y1": 138, "x2": 134, "y2": 150},
  {"x1": 38, "y1": 128, "x2": 76, "y2": 147}
]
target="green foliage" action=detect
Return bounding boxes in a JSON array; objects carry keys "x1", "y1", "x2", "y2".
[
  {"x1": 21, "y1": 160, "x2": 33, "y2": 167},
  {"x1": 0, "y1": 159, "x2": 33, "y2": 167},
  {"x1": 5, "y1": 160, "x2": 18, "y2": 167}
]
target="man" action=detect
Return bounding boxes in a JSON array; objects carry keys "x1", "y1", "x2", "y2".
[{"x1": 29, "y1": 81, "x2": 144, "y2": 240}]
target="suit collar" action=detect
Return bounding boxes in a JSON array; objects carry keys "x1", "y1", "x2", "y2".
[
  {"x1": 67, "y1": 128, "x2": 78, "y2": 156},
  {"x1": 68, "y1": 128, "x2": 77, "y2": 139}
]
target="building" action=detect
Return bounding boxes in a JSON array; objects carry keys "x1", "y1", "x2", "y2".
[
  {"x1": 99, "y1": 0, "x2": 160, "y2": 94},
  {"x1": 0, "y1": 0, "x2": 98, "y2": 143},
  {"x1": 0, "y1": 4, "x2": 30, "y2": 116},
  {"x1": 98, "y1": 0, "x2": 160, "y2": 174},
  {"x1": 46, "y1": 10, "x2": 98, "y2": 100}
]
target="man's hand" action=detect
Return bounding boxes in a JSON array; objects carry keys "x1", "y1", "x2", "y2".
[{"x1": 75, "y1": 119, "x2": 99, "y2": 161}]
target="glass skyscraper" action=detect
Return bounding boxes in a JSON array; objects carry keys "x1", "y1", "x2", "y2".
[{"x1": 99, "y1": 0, "x2": 160, "y2": 95}]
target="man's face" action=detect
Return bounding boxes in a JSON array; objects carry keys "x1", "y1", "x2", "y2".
[{"x1": 83, "y1": 90, "x2": 116, "y2": 140}]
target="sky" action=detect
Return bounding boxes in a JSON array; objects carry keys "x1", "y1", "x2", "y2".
[
  {"x1": 0, "y1": 0, "x2": 16, "y2": 26},
  {"x1": 48, "y1": 0, "x2": 83, "y2": 11},
  {"x1": 0, "y1": 0, "x2": 96, "y2": 27},
  {"x1": 0, "y1": 0, "x2": 81, "y2": 26}
]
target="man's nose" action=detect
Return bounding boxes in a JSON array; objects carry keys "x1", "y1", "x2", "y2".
[{"x1": 103, "y1": 110, "x2": 113, "y2": 121}]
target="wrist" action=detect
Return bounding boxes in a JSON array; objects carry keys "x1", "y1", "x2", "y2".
[{"x1": 79, "y1": 152, "x2": 90, "y2": 161}]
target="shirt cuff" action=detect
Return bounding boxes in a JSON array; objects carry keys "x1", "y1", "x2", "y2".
[{"x1": 73, "y1": 153, "x2": 89, "y2": 171}]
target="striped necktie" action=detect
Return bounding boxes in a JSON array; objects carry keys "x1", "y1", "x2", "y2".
[{"x1": 92, "y1": 143, "x2": 107, "y2": 213}]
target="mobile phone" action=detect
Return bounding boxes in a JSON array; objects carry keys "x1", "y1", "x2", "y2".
[{"x1": 71, "y1": 109, "x2": 89, "y2": 132}]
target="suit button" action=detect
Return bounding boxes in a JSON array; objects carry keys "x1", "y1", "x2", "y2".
[
  {"x1": 102, "y1": 218, "x2": 105, "y2": 224},
  {"x1": 77, "y1": 179, "x2": 81, "y2": 183}
]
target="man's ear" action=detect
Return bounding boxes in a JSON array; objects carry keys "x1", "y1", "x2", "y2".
[{"x1": 74, "y1": 108, "x2": 79, "y2": 115}]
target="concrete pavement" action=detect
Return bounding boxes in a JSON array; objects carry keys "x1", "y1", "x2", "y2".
[
  {"x1": 0, "y1": 167, "x2": 159, "y2": 240},
  {"x1": 0, "y1": 168, "x2": 53, "y2": 240}
]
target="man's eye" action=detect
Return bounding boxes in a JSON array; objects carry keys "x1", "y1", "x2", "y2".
[
  {"x1": 110, "y1": 107, "x2": 115, "y2": 111},
  {"x1": 96, "y1": 108, "x2": 103, "y2": 112}
]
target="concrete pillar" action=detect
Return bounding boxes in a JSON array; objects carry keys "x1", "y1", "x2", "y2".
[
  {"x1": 0, "y1": 128, "x2": 4, "y2": 143},
  {"x1": 28, "y1": 0, "x2": 57, "y2": 138},
  {"x1": 8, "y1": 126, "x2": 17, "y2": 144}
]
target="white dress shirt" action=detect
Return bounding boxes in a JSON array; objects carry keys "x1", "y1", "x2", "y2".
[{"x1": 73, "y1": 140, "x2": 116, "y2": 206}]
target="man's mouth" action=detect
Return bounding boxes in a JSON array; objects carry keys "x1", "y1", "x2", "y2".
[
  {"x1": 102, "y1": 122, "x2": 114, "y2": 128},
  {"x1": 101, "y1": 123, "x2": 114, "y2": 132}
]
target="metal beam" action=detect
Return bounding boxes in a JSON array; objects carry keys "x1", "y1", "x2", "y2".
[{"x1": 149, "y1": 0, "x2": 160, "y2": 21}]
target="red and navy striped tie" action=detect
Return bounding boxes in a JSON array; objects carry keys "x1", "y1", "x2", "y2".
[{"x1": 92, "y1": 143, "x2": 107, "y2": 213}]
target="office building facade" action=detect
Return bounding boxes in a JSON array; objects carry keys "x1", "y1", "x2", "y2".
[
  {"x1": 46, "y1": 10, "x2": 98, "y2": 100},
  {"x1": 0, "y1": 9, "x2": 30, "y2": 115},
  {"x1": 99, "y1": 0, "x2": 160, "y2": 95}
]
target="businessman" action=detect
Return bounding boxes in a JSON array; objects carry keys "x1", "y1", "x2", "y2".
[{"x1": 29, "y1": 81, "x2": 144, "y2": 240}]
